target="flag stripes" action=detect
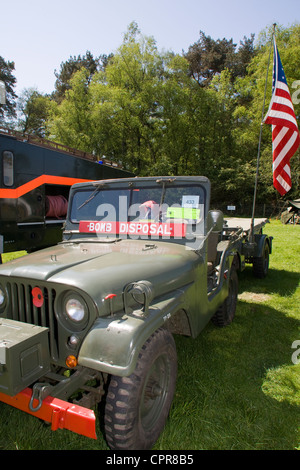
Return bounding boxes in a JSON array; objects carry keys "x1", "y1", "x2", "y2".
[{"x1": 263, "y1": 38, "x2": 300, "y2": 196}]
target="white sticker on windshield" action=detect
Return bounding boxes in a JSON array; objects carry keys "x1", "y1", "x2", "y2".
[{"x1": 182, "y1": 195, "x2": 199, "y2": 208}]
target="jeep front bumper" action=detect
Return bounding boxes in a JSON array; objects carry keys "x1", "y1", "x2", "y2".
[
  {"x1": 0, "y1": 318, "x2": 97, "y2": 440},
  {"x1": 0, "y1": 387, "x2": 97, "y2": 439}
]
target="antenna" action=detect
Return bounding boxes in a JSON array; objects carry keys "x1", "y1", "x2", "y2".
[{"x1": 249, "y1": 23, "x2": 276, "y2": 244}]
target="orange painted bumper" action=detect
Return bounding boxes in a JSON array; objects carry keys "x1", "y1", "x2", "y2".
[{"x1": 0, "y1": 387, "x2": 97, "y2": 440}]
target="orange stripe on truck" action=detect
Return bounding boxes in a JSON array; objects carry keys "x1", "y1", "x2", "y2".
[{"x1": 0, "y1": 175, "x2": 92, "y2": 199}]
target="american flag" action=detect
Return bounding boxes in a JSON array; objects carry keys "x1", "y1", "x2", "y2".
[{"x1": 263, "y1": 38, "x2": 300, "y2": 196}]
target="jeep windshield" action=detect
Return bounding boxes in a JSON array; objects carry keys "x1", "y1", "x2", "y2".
[{"x1": 69, "y1": 179, "x2": 206, "y2": 241}]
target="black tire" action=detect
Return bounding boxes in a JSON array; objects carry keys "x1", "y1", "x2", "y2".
[
  {"x1": 253, "y1": 242, "x2": 270, "y2": 278},
  {"x1": 211, "y1": 268, "x2": 238, "y2": 327},
  {"x1": 103, "y1": 328, "x2": 177, "y2": 450}
]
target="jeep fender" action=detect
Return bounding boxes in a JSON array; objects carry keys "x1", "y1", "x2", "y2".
[
  {"x1": 254, "y1": 234, "x2": 273, "y2": 257},
  {"x1": 77, "y1": 287, "x2": 189, "y2": 377}
]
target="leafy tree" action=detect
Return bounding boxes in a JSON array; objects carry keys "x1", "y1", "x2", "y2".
[
  {"x1": 53, "y1": 50, "x2": 111, "y2": 103},
  {"x1": 46, "y1": 22, "x2": 244, "y2": 184},
  {"x1": 47, "y1": 68, "x2": 93, "y2": 151},
  {"x1": 17, "y1": 88, "x2": 52, "y2": 136},
  {"x1": 45, "y1": 22, "x2": 299, "y2": 207},
  {"x1": 233, "y1": 34, "x2": 256, "y2": 79},
  {"x1": 101, "y1": 22, "x2": 166, "y2": 173},
  {"x1": 0, "y1": 56, "x2": 17, "y2": 123},
  {"x1": 184, "y1": 31, "x2": 255, "y2": 86},
  {"x1": 47, "y1": 23, "x2": 169, "y2": 172}
]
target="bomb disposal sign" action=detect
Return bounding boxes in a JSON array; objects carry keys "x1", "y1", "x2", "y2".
[{"x1": 79, "y1": 221, "x2": 186, "y2": 238}]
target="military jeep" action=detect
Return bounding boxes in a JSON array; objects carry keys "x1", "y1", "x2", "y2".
[{"x1": 0, "y1": 176, "x2": 272, "y2": 449}]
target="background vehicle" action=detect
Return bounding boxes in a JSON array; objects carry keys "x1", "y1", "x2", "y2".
[{"x1": 0, "y1": 127, "x2": 132, "y2": 262}]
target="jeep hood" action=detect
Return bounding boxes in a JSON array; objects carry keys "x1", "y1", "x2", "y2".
[{"x1": 0, "y1": 239, "x2": 199, "y2": 297}]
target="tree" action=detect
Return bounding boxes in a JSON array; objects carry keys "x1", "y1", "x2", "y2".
[
  {"x1": 184, "y1": 31, "x2": 256, "y2": 86},
  {"x1": 0, "y1": 56, "x2": 17, "y2": 123},
  {"x1": 89, "y1": 23, "x2": 223, "y2": 176},
  {"x1": 53, "y1": 50, "x2": 111, "y2": 103},
  {"x1": 233, "y1": 34, "x2": 256, "y2": 79},
  {"x1": 47, "y1": 23, "x2": 168, "y2": 172},
  {"x1": 47, "y1": 68, "x2": 93, "y2": 151},
  {"x1": 101, "y1": 22, "x2": 165, "y2": 173},
  {"x1": 17, "y1": 88, "x2": 52, "y2": 136},
  {"x1": 46, "y1": 22, "x2": 240, "y2": 180}
]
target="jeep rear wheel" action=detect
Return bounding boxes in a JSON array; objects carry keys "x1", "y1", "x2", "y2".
[{"x1": 103, "y1": 328, "x2": 177, "y2": 450}]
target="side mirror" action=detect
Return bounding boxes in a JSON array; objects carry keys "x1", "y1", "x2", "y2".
[{"x1": 207, "y1": 210, "x2": 224, "y2": 232}]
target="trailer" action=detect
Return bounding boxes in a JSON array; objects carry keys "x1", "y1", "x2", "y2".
[
  {"x1": 223, "y1": 217, "x2": 272, "y2": 277},
  {"x1": 0, "y1": 128, "x2": 132, "y2": 261}
]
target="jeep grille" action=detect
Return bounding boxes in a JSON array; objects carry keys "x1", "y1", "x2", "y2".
[{"x1": 5, "y1": 281, "x2": 58, "y2": 361}]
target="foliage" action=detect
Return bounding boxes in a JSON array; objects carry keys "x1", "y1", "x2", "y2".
[
  {"x1": 0, "y1": 56, "x2": 17, "y2": 122},
  {"x1": 52, "y1": 50, "x2": 111, "y2": 103},
  {"x1": 47, "y1": 69, "x2": 93, "y2": 151},
  {"x1": 184, "y1": 30, "x2": 256, "y2": 86},
  {"x1": 17, "y1": 88, "x2": 53, "y2": 137},
  {"x1": 45, "y1": 23, "x2": 248, "y2": 203},
  {"x1": 2, "y1": 22, "x2": 300, "y2": 207}
]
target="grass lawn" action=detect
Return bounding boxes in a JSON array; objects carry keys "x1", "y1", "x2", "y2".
[{"x1": 0, "y1": 220, "x2": 299, "y2": 450}]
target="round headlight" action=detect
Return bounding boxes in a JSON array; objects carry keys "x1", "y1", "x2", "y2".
[{"x1": 65, "y1": 298, "x2": 85, "y2": 322}]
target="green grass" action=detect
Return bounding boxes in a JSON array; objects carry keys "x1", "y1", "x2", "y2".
[{"x1": 0, "y1": 220, "x2": 299, "y2": 450}]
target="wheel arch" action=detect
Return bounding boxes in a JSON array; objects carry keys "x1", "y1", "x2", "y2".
[
  {"x1": 254, "y1": 233, "x2": 273, "y2": 257},
  {"x1": 78, "y1": 288, "x2": 188, "y2": 377},
  {"x1": 164, "y1": 308, "x2": 192, "y2": 337}
]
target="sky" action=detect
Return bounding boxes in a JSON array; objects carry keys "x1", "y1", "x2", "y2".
[{"x1": 1, "y1": 0, "x2": 299, "y2": 97}]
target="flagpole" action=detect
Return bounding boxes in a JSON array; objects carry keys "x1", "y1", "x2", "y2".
[{"x1": 249, "y1": 23, "x2": 276, "y2": 244}]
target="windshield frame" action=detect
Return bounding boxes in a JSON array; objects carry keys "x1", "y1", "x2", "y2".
[{"x1": 65, "y1": 177, "x2": 210, "y2": 245}]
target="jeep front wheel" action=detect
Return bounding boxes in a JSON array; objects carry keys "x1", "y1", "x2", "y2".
[{"x1": 103, "y1": 328, "x2": 177, "y2": 450}]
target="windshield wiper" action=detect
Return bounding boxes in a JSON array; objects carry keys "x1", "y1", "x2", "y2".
[{"x1": 77, "y1": 183, "x2": 105, "y2": 210}]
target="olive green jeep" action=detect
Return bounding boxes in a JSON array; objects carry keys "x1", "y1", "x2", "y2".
[{"x1": 0, "y1": 176, "x2": 272, "y2": 449}]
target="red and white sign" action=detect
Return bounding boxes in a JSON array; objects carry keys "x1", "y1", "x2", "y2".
[{"x1": 79, "y1": 221, "x2": 186, "y2": 237}]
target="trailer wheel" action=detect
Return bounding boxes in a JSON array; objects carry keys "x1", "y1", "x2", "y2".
[
  {"x1": 103, "y1": 328, "x2": 177, "y2": 450},
  {"x1": 211, "y1": 269, "x2": 238, "y2": 327},
  {"x1": 253, "y1": 242, "x2": 270, "y2": 278}
]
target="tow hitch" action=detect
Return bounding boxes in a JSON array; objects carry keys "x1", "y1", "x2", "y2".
[{"x1": 0, "y1": 387, "x2": 97, "y2": 440}]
